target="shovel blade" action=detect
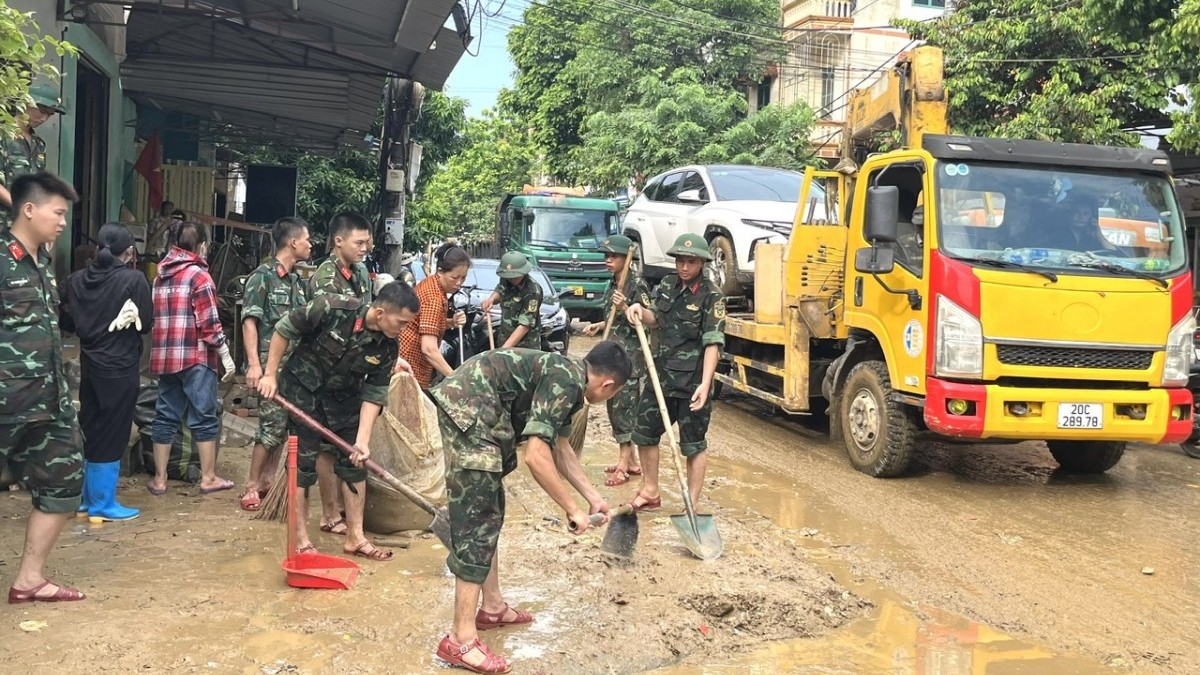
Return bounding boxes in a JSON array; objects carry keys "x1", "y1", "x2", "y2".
[
  {"x1": 600, "y1": 511, "x2": 639, "y2": 559},
  {"x1": 429, "y1": 507, "x2": 454, "y2": 549},
  {"x1": 669, "y1": 513, "x2": 722, "y2": 560}
]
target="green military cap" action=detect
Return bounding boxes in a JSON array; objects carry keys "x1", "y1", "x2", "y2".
[
  {"x1": 597, "y1": 234, "x2": 633, "y2": 255},
  {"x1": 29, "y1": 83, "x2": 65, "y2": 114},
  {"x1": 666, "y1": 233, "x2": 712, "y2": 261},
  {"x1": 497, "y1": 250, "x2": 534, "y2": 278}
]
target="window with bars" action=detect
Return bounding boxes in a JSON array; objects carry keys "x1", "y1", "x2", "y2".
[
  {"x1": 913, "y1": 0, "x2": 946, "y2": 7},
  {"x1": 820, "y1": 67, "x2": 836, "y2": 118},
  {"x1": 757, "y1": 77, "x2": 773, "y2": 109}
]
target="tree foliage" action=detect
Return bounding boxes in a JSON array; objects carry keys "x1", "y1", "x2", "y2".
[
  {"x1": 902, "y1": 0, "x2": 1200, "y2": 147},
  {"x1": 505, "y1": 0, "x2": 786, "y2": 180},
  {"x1": 0, "y1": 3, "x2": 74, "y2": 138},
  {"x1": 576, "y1": 68, "x2": 816, "y2": 190}
]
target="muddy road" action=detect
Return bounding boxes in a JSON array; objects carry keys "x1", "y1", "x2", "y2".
[{"x1": 2, "y1": 334, "x2": 1197, "y2": 674}]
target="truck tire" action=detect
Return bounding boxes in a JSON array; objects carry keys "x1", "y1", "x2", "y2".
[
  {"x1": 839, "y1": 361, "x2": 917, "y2": 477},
  {"x1": 707, "y1": 235, "x2": 741, "y2": 297},
  {"x1": 1046, "y1": 440, "x2": 1125, "y2": 473}
]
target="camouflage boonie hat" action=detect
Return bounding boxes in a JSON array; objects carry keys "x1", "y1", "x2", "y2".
[
  {"x1": 666, "y1": 233, "x2": 712, "y2": 261},
  {"x1": 497, "y1": 250, "x2": 534, "y2": 278},
  {"x1": 30, "y1": 83, "x2": 65, "y2": 114},
  {"x1": 597, "y1": 234, "x2": 633, "y2": 255}
]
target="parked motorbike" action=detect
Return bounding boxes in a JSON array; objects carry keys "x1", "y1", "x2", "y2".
[
  {"x1": 1181, "y1": 321, "x2": 1200, "y2": 459},
  {"x1": 439, "y1": 287, "x2": 487, "y2": 370}
]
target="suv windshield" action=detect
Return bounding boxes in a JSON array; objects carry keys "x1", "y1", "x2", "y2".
[
  {"x1": 709, "y1": 167, "x2": 804, "y2": 202},
  {"x1": 936, "y1": 162, "x2": 1185, "y2": 276},
  {"x1": 520, "y1": 207, "x2": 620, "y2": 249}
]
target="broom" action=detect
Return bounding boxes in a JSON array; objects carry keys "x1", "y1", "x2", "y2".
[
  {"x1": 567, "y1": 244, "x2": 636, "y2": 458},
  {"x1": 254, "y1": 458, "x2": 289, "y2": 522}
]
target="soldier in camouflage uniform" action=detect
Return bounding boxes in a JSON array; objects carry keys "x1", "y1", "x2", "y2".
[
  {"x1": 428, "y1": 342, "x2": 631, "y2": 674},
  {"x1": 239, "y1": 217, "x2": 312, "y2": 511},
  {"x1": 257, "y1": 282, "x2": 418, "y2": 560},
  {"x1": 481, "y1": 250, "x2": 543, "y2": 350},
  {"x1": 310, "y1": 211, "x2": 374, "y2": 302},
  {"x1": 581, "y1": 235, "x2": 652, "y2": 487},
  {"x1": 0, "y1": 84, "x2": 64, "y2": 230},
  {"x1": 1, "y1": 172, "x2": 87, "y2": 603},
  {"x1": 624, "y1": 233, "x2": 725, "y2": 512}
]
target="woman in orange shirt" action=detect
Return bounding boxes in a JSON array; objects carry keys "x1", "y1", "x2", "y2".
[{"x1": 400, "y1": 245, "x2": 471, "y2": 388}]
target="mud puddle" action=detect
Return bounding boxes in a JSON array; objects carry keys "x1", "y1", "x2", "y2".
[{"x1": 648, "y1": 457, "x2": 1120, "y2": 674}]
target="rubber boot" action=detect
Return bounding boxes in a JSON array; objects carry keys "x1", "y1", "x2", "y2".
[
  {"x1": 76, "y1": 462, "x2": 92, "y2": 517},
  {"x1": 86, "y1": 460, "x2": 141, "y2": 522}
]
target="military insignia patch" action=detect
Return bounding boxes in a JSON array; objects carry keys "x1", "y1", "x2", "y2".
[
  {"x1": 276, "y1": 264, "x2": 286, "y2": 278},
  {"x1": 506, "y1": 263, "x2": 514, "y2": 271},
  {"x1": 353, "y1": 317, "x2": 364, "y2": 332},
  {"x1": 714, "y1": 300, "x2": 726, "y2": 319},
  {"x1": 686, "y1": 303, "x2": 700, "y2": 311},
  {"x1": 684, "y1": 239, "x2": 693, "y2": 247},
  {"x1": 365, "y1": 355, "x2": 380, "y2": 365},
  {"x1": 527, "y1": 299, "x2": 539, "y2": 313},
  {"x1": 8, "y1": 241, "x2": 24, "y2": 261},
  {"x1": 340, "y1": 266, "x2": 352, "y2": 280}
]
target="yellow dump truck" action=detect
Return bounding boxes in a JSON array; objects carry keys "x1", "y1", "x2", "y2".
[{"x1": 717, "y1": 46, "x2": 1195, "y2": 476}]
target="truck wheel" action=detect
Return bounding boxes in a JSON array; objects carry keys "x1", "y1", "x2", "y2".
[
  {"x1": 1182, "y1": 440, "x2": 1200, "y2": 459},
  {"x1": 840, "y1": 361, "x2": 917, "y2": 477},
  {"x1": 707, "y1": 235, "x2": 741, "y2": 297},
  {"x1": 1046, "y1": 441, "x2": 1125, "y2": 473}
]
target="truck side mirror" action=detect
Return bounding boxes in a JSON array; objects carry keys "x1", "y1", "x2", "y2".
[
  {"x1": 865, "y1": 186, "x2": 900, "y2": 243},
  {"x1": 854, "y1": 247, "x2": 895, "y2": 274},
  {"x1": 499, "y1": 211, "x2": 511, "y2": 243}
]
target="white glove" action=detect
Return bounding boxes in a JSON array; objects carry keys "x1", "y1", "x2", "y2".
[
  {"x1": 107, "y1": 299, "x2": 142, "y2": 333},
  {"x1": 373, "y1": 273, "x2": 395, "y2": 296},
  {"x1": 217, "y1": 343, "x2": 236, "y2": 382}
]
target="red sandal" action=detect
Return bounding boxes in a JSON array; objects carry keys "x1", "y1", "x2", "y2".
[
  {"x1": 436, "y1": 635, "x2": 512, "y2": 674},
  {"x1": 8, "y1": 580, "x2": 86, "y2": 604},
  {"x1": 629, "y1": 491, "x2": 661, "y2": 512},
  {"x1": 475, "y1": 603, "x2": 533, "y2": 631}
]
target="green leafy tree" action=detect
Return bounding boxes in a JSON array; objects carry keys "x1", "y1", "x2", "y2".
[
  {"x1": 0, "y1": 3, "x2": 74, "y2": 137},
  {"x1": 902, "y1": 0, "x2": 1200, "y2": 147}
]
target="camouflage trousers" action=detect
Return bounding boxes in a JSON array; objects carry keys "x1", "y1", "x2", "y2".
[
  {"x1": 0, "y1": 414, "x2": 84, "y2": 513},
  {"x1": 438, "y1": 408, "x2": 517, "y2": 584},
  {"x1": 606, "y1": 375, "x2": 644, "y2": 444},
  {"x1": 280, "y1": 373, "x2": 368, "y2": 488},
  {"x1": 254, "y1": 351, "x2": 289, "y2": 450},
  {"x1": 631, "y1": 388, "x2": 713, "y2": 457}
]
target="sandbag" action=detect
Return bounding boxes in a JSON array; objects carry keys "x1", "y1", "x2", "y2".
[{"x1": 364, "y1": 372, "x2": 446, "y2": 534}]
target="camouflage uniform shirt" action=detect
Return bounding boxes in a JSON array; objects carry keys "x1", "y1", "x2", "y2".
[
  {"x1": 495, "y1": 277, "x2": 543, "y2": 350},
  {"x1": 649, "y1": 273, "x2": 726, "y2": 397},
  {"x1": 0, "y1": 132, "x2": 46, "y2": 227},
  {"x1": 429, "y1": 348, "x2": 585, "y2": 473},
  {"x1": 310, "y1": 257, "x2": 373, "y2": 303},
  {"x1": 604, "y1": 272, "x2": 652, "y2": 376},
  {"x1": 275, "y1": 294, "x2": 396, "y2": 407},
  {"x1": 242, "y1": 258, "x2": 307, "y2": 363},
  {"x1": 0, "y1": 228, "x2": 71, "y2": 423}
]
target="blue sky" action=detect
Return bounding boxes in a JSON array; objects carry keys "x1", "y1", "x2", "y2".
[{"x1": 443, "y1": 14, "x2": 515, "y2": 118}]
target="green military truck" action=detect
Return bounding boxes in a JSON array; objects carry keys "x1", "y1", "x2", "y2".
[{"x1": 496, "y1": 190, "x2": 623, "y2": 321}]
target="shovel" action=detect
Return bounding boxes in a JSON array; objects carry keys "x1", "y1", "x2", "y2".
[
  {"x1": 282, "y1": 436, "x2": 360, "y2": 590},
  {"x1": 632, "y1": 318, "x2": 723, "y2": 561},
  {"x1": 568, "y1": 504, "x2": 639, "y2": 559},
  {"x1": 273, "y1": 394, "x2": 454, "y2": 549}
]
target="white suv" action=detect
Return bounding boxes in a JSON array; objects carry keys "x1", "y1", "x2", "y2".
[{"x1": 622, "y1": 164, "x2": 815, "y2": 297}]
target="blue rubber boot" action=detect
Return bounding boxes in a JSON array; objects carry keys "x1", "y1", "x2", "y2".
[
  {"x1": 76, "y1": 463, "x2": 92, "y2": 517},
  {"x1": 86, "y1": 460, "x2": 141, "y2": 522}
]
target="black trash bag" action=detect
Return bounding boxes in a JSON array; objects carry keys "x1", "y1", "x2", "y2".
[{"x1": 129, "y1": 381, "x2": 218, "y2": 483}]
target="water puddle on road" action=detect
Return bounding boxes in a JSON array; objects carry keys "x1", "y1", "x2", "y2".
[{"x1": 645, "y1": 458, "x2": 1118, "y2": 674}]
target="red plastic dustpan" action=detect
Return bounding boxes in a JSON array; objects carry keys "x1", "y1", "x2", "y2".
[{"x1": 282, "y1": 436, "x2": 359, "y2": 590}]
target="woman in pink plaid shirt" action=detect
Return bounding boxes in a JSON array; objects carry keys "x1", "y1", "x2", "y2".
[{"x1": 147, "y1": 221, "x2": 237, "y2": 495}]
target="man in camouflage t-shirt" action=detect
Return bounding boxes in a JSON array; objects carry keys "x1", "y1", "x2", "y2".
[
  {"x1": 309, "y1": 211, "x2": 373, "y2": 302},
  {"x1": 428, "y1": 343, "x2": 631, "y2": 673},
  {"x1": 239, "y1": 217, "x2": 311, "y2": 511},
  {"x1": 481, "y1": 250, "x2": 543, "y2": 350}
]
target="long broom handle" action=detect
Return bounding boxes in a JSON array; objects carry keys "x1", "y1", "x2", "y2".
[
  {"x1": 632, "y1": 317, "x2": 701, "y2": 527},
  {"x1": 272, "y1": 394, "x2": 443, "y2": 519},
  {"x1": 602, "y1": 243, "x2": 637, "y2": 341},
  {"x1": 486, "y1": 313, "x2": 495, "y2": 350}
]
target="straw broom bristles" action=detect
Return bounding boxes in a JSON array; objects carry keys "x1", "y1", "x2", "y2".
[{"x1": 254, "y1": 460, "x2": 290, "y2": 522}]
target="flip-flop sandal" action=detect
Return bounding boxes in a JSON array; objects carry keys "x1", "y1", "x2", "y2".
[
  {"x1": 146, "y1": 482, "x2": 167, "y2": 496},
  {"x1": 294, "y1": 543, "x2": 319, "y2": 555},
  {"x1": 200, "y1": 479, "x2": 235, "y2": 495},
  {"x1": 629, "y1": 492, "x2": 662, "y2": 512},
  {"x1": 8, "y1": 580, "x2": 86, "y2": 604},
  {"x1": 345, "y1": 541, "x2": 393, "y2": 561},
  {"x1": 319, "y1": 518, "x2": 348, "y2": 535},
  {"x1": 605, "y1": 469, "x2": 630, "y2": 487},
  {"x1": 475, "y1": 603, "x2": 534, "y2": 631},
  {"x1": 436, "y1": 635, "x2": 512, "y2": 674},
  {"x1": 239, "y1": 490, "x2": 262, "y2": 511}
]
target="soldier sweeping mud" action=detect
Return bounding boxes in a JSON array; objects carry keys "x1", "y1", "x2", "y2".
[
  {"x1": 256, "y1": 282, "x2": 418, "y2": 561},
  {"x1": 428, "y1": 343, "x2": 632, "y2": 674}
]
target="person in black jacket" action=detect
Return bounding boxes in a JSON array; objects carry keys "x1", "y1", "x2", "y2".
[{"x1": 60, "y1": 223, "x2": 154, "y2": 521}]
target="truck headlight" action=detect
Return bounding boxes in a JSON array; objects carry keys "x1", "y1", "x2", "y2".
[
  {"x1": 935, "y1": 296, "x2": 983, "y2": 379},
  {"x1": 1162, "y1": 314, "x2": 1196, "y2": 387}
]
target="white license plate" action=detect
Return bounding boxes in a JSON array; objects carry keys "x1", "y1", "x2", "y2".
[{"x1": 1057, "y1": 403, "x2": 1103, "y2": 429}]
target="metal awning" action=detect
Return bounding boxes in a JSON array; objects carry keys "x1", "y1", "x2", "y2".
[{"x1": 104, "y1": 0, "x2": 466, "y2": 151}]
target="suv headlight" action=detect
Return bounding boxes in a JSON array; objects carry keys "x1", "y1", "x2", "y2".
[
  {"x1": 1162, "y1": 313, "x2": 1196, "y2": 387},
  {"x1": 741, "y1": 218, "x2": 792, "y2": 235},
  {"x1": 935, "y1": 296, "x2": 983, "y2": 379}
]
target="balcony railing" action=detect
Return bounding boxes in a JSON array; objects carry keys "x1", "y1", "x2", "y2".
[{"x1": 791, "y1": 0, "x2": 856, "y2": 20}]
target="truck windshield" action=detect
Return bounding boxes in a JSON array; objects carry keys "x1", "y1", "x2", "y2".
[
  {"x1": 521, "y1": 208, "x2": 620, "y2": 249},
  {"x1": 936, "y1": 162, "x2": 1186, "y2": 277}
]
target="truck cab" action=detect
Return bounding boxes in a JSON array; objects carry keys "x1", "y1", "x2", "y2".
[{"x1": 497, "y1": 192, "x2": 622, "y2": 321}]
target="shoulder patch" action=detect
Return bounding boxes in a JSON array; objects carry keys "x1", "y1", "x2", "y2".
[
  {"x1": 324, "y1": 295, "x2": 362, "y2": 312},
  {"x1": 527, "y1": 298, "x2": 539, "y2": 313},
  {"x1": 714, "y1": 300, "x2": 726, "y2": 320}
]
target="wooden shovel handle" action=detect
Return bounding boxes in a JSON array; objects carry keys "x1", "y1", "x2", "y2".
[{"x1": 602, "y1": 243, "x2": 637, "y2": 341}]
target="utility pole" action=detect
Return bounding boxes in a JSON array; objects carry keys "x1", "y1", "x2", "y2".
[{"x1": 380, "y1": 77, "x2": 424, "y2": 275}]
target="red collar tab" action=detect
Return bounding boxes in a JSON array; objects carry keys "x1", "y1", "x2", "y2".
[
  {"x1": 276, "y1": 264, "x2": 287, "y2": 278},
  {"x1": 353, "y1": 317, "x2": 364, "y2": 333},
  {"x1": 8, "y1": 241, "x2": 25, "y2": 261},
  {"x1": 340, "y1": 266, "x2": 353, "y2": 281}
]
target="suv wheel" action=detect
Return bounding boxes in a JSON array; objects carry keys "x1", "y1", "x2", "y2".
[{"x1": 708, "y1": 235, "x2": 740, "y2": 296}]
